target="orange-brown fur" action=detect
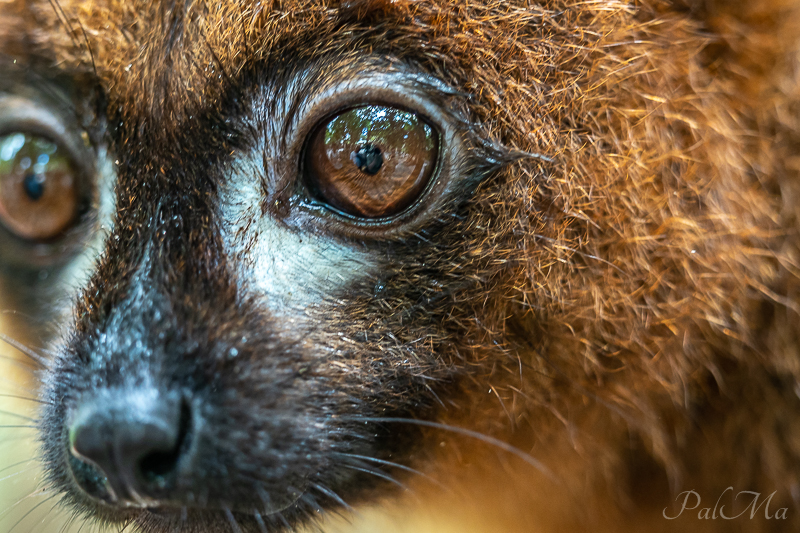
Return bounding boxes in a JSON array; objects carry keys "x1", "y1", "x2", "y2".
[{"x1": 1, "y1": 0, "x2": 800, "y2": 531}]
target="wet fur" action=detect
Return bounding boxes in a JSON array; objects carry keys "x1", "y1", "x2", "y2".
[{"x1": 1, "y1": 0, "x2": 800, "y2": 532}]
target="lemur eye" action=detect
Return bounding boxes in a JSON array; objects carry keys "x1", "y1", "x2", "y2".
[
  {"x1": 0, "y1": 132, "x2": 80, "y2": 241},
  {"x1": 303, "y1": 105, "x2": 439, "y2": 218}
]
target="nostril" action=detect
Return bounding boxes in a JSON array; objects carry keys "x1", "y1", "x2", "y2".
[
  {"x1": 137, "y1": 398, "x2": 192, "y2": 486},
  {"x1": 67, "y1": 389, "x2": 191, "y2": 503}
]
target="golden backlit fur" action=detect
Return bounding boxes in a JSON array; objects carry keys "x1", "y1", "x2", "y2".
[{"x1": 1, "y1": 0, "x2": 800, "y2": 532}]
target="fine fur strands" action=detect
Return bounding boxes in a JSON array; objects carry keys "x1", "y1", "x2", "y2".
[{"x1": 0, "y1": 0, "x2": 798, "y2": 532}]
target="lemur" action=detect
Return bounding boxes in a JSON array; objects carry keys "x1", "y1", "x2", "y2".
[{"x1": 0, "y1": 1, "x2": 799, "y2": 532}]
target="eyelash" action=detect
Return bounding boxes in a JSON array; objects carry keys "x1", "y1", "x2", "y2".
[{"x1": 250, "y1": 73, "x2": 470, "y2": 236}]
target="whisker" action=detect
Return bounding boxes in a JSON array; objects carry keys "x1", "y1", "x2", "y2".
[
  {"x1": 253, "y1": 488, "x2": 299, "y2": 531},
  {"x1": 345, "y1": 417, "x2": 557, "y2": 482},
  {"x1": 252, "y1": 509, "x2": 269, "y2": 533},
  {"x1": 0, "y1": 408, "x2": 36, "y2": 421},
  {"x1": 0, "y1": 310, "x2": 37, "y2": 320},
  {"x1": 340, "y1": 464, "x2": 408, "y2": 490},
  {"x1": 332, "y1": 452, "x2": 450, "y2": 492},
  {"x1": 298, "y1": 490, "x2": 322, "y2": 516},
  {"x1": 308, "y1": 481, "x2": 356, "y2": 514},
  {"x1": 255, "y1": 486, "x2": 273, "y2": 516},
  {"x1": 0, "y1": 434, "x2": 39, "y2": 446},
  {"x1": 0, "y1": 334, "x2": 50, "y2": 369},
  {"x1": 223, "y1": 508, "x2": 243, "y2": 533},
  {"x1": 73, "y1": 515, "x2": 88, "y2": 533},
  {"x1": 0, "y1": 458, "x2": 35, "y2": 476},
  {"x1": 5, "y1": 493, "x2": 59, "y2": 533},
  {"x1": 28, "y1": 500, "x2": 62, "y2": 533},
  {"x1": 297, "y1": 501, "x2": 317, "y2": 531},
  {"x1": 45, "y1": 0, "x2": 97, "y2": 76},
  {"x1": 0, "y1": 379, "x2": 39, "y2": 399},
  {"x1": 0, "y1": 394, "x2": 49, "y2": 405},
  {"x1": 0, "y1": 487, "x2": 51, "y2": 523},
  {"x1": 275, "y1": 510, "x2": 291, "y2": 530},
  {"x1": 56, "y1": 511, "x2": 76, "y2": 533},
  {"x1": 0, "y1": 464, "x2": 38, "y2": 484},
  {"x1": 0, "y1": 354, "x2": 39, "y2": 370}
]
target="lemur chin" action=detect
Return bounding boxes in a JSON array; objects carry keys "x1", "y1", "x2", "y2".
[{"x1": 0, "y1": 1, "x2": 799, "y2": 532}]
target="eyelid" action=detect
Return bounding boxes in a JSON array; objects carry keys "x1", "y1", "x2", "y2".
[
  {"x1": 285, "y1": 69, "x2": 461, "y2": 151},
  {"x1": 0, "y1": 95, "x2": 92, "y2": 170},
  {"x1": 267, "y1": 67, "x2": 470, "y2": 236},
  {"x1": 233, "y1": 63, "x2": 482, "y2": 240},
  {"x1": 0, "y1": 93, "x2": 101, "y2": 265},
  {"x1": 0, "y1": 95, "x2": 96, "y2": 207}
]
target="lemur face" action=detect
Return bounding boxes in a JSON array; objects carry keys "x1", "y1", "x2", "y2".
[
  {"x1": 0, "y1": 2, "x2": 521, "y2": 532},
  {"x1": 34, "y1": 64, "x2": 505, "y2": 532},
  {"x1": 4, "y1": 1, "x2": 800, "y2": 532}
]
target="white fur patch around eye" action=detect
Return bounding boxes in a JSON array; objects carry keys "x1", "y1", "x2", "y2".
[
  {"x1": 219, "y1": 159, "x2": 377, "y2": 318},
  {"x1": 59, "y1": 146, "x2": 117, "y2": 300}
]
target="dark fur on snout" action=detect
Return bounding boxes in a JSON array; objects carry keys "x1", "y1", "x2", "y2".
[{"x1": 35, "y1": 99, "x2": 441, "y2": 531}]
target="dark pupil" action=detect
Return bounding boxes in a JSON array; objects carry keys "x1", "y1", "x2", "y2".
[
  {"x1": 350, "y1": 144, "x2": 383, "y2": 175},
  {"x1": 23, "y1": 173, "x2": 46, "y2": 201}
]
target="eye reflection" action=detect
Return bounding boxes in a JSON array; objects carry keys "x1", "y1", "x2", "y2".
[
  {"x1": 0, "y1": 132, "x2": 80, "y2": 241},
  {"x1": 304, "y1": 105, "x2": 439, "y2": 218}
]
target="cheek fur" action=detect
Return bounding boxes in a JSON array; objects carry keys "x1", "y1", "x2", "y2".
[
  {"x1": 58, "y1": 146, "x2": 117, "y2": 300},
  {"x1": 219, "y1": 159, "x2": 378, "y2": 317}
]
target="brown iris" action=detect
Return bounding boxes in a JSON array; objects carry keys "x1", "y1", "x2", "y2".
[
  {"x1": 304, "y1": 105, "x2": 439, "y2": 218},
  {"x1": 0, "y1": 133, "x2": 80, "y2": 241}
]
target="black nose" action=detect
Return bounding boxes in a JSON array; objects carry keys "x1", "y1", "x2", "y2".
[{"x1": 68, "y1": 388, "x2": 191, "y2": 504}]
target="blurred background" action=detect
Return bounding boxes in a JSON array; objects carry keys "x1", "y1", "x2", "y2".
[{"x1": 0, "y1": 310, "x2": 81, "y2": 533}]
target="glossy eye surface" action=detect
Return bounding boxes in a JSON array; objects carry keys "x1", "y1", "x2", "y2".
[
  {"x1": 0, "y1": 132, "x2": 80, "y2": 241},
  {"x1": 304, "y1": 105, "x2": 439, "y2": 218}
]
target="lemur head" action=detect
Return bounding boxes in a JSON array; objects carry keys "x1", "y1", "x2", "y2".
[
  {"x1": 3, "y1": 0, "x2": 799, "y2": 531},
  {"x1": 36, "y1": 58, "x2": 514, "y2": 533},
  {"x1": 2, "y1": 1, "x2": 532, "y2": 531}
]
